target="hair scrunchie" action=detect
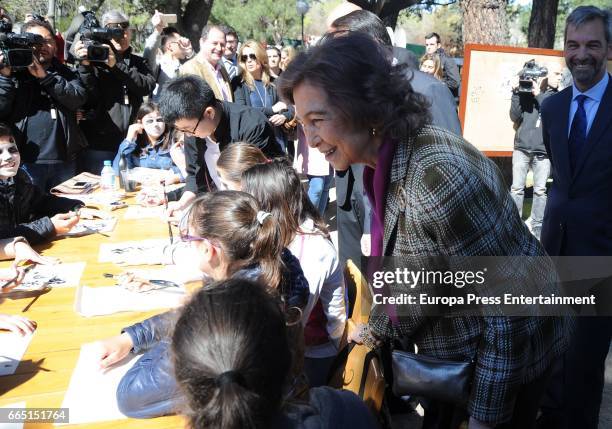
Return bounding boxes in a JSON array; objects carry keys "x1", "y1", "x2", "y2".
[
  {"x1": 256, "y1": 210, "x2": 272, "y2": 225},
  {"x1": 215, "y1": 370, "x2": 248, "y2": 389}
]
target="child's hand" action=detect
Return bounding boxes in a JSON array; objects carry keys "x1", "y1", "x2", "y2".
[
  {"x1": 126, "y1": 123, "x2": 144, "y2": 142},
  {"x1": 0, "y1": 266, "x2": 25, "y2": 292},
  {"x1": 95, "y1": 333, "x2": 134, "y2": 370},
  {"x1": 0, "y1": 314, "x2": 36, "y2": 336},
  {"x1": 51, "y1": 212, "x2": 80, "y2": 235},
  {"x1": 13, "y1": 240, "x2": 59, "y2": 265}
]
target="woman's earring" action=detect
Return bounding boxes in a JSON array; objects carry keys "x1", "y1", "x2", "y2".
[{"x1": 370, "y1": 128, "x2": 377, "y2": 137}]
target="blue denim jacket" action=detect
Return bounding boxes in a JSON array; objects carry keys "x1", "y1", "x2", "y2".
[
  {"x1": 116, "y1": 249, "x2": 309, "y2": 418},
  {"x1": 112, "y1": 138, "x2": 183, "y2": 180}
]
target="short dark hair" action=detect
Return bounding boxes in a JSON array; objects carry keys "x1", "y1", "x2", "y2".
[
  {"x1": 278, "y1": 32, "x2": 430, "y2": 140},
  {"x1": 425, "y1": 32, "x2": 441, "y2": 43},
  {"x1": 0, "y1": 122, "x2": 14, "y2": 141},
  {"x1": 158, "y1": 75, "x2": 217, "y2": 123},
  {"x1": 160, "y1": 27, "x2": 179, "y2": 53},
  {"x1": 266, "y1": 46, "x2": 281, "y2": 56},
  {"x1": 220, "y1": 24, "x2": 238, "y2": 40},
  {"x1": 200, "y1": 24, "x2": 225, "y2": 41},
  {"x1": 21, "y1": 19, "x2": 54, "y2": 37},
  {"x1": 331, "y1": 10, "x2": 392, "y2": 47},
  {"x1": 564, "y1": 6, "x2": 611, "y2": 44}
]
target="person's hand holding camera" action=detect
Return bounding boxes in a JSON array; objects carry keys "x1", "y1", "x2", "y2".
[
  {"x1": 73, "y1": 40, "x2": 90, "y2": 66},
  {"x1": 151, "y1": 10, "x2": 163, "y2": 33},
  {"x1": 104, "y1": 44, "x2": 117, "y2": 68},
  {"x1": 28, "y1": 56, "x2": 46, "y2": 79},
  {"x1": 532, "y1": 77, "x2": 544, "y2": 97}
]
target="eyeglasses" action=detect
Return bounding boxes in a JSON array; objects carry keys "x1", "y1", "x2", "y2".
[
  {"x1": 240, "y1": 53, "x2": 257, "y2": 62},
  {"x1": 143, "y1": 118, "x2": 164, "y2": 125},
  {"x1": 175, "y1": 105, "x2": 207, "y2": 135},
  {"x1": 106, "y1": 22, "x2": 129, "y2": 30}
]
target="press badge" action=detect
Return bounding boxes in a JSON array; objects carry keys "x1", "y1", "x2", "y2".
[
  {"x1": 124, "y1": 94, "x2": 129, "y2": 105},
  {"x1": 50, "y1": 108, "x2": 57, "y2": 120}
]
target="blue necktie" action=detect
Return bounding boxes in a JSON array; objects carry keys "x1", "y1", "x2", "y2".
[{"x1": 568, "y1": 94, "x2": 588, "y2": 172}]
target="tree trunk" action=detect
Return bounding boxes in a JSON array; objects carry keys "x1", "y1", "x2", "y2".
[
  {"x1": 178, "y1": 0, "x2": 214, "y2": 47},
  {"x1": 527, "y1": 0, "x2": 559, "y2": 48},
  {"x1": 460, "y1": 0, "x2": 508, "y2": 45}
]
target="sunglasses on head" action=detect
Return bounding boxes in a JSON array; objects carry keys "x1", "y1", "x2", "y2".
[{"x1": 241, "y1": 53, "x2": 258, "y2": 62}]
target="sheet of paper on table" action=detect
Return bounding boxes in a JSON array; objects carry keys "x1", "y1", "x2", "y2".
[
  {"x1": 98, "y1": 239, "x2": 169, "y2": 264},
  {"x1": 11, "y1": 262, "x2": 86, "y2": 291},
  {"x1": 123, "y1": 204, "x2": 166, "y2": 220},
  {"x1": 0, "y1": 333, "x2": 34, "y2": 376},
  {"x1": 61, "y1": 218, "x2": 118, "y2": 237},
  {"x1": 124, "y1": 266, "x2": 201, "y2": 285},
  {"x1": 0, "y1": 401, "x2": 26, "y2": 429},
  {"x1": 74, "y1": 283, "x2": 186, "y2": 317},
  {"x1": 57, "y1": 343, "x2": 139, "y2": 425}
]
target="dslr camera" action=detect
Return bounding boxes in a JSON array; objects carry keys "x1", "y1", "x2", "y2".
[
  {"x1": 78, "y1": 11, "x2": 124, "y2": 62},
  {"x1": 0, "y1": 15, "x2": 43, "y2": 69},
  {"x1": 518, "y1": 59, "x2": 548, "y2": 94}
]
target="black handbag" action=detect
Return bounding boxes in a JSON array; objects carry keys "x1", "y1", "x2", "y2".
[{"x1": 391, "y1": 349, "x2": 474, "y2": 405}]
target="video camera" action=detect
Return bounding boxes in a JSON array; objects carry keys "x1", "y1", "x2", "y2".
[
  {"x1": 0, "y1": 15, "x2": 44, "y2": 69},
  {"x1": 78, "y1": 11, "x2": 124, "y2": 62},
  {"x1": 518, "y1": 59, "x2": 548, "y2": 94}
]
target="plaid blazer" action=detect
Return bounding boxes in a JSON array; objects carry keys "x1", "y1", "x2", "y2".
[{"x1": 369, "y1": 125, "x2": 567, "y2": 424}]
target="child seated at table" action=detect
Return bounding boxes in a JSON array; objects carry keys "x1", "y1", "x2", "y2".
[
  {"x1": 0, "y1": 123, "x2": 83, "y2": 244},
  {"x1": 112, "y1": 102, "x2": 183, "y2": 184},
  {"x1": 172, "y1": 278, "x2": 378, "y2": 429},
  {"x1": 94, "y1": 191, "x2": 310, "y2": 418},
  {"x1": 242, "y1": 159, "x2": 346, "y2": 387}
]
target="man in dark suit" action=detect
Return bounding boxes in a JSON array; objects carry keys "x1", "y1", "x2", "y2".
[{"x1": 539, "y1": 6, "x2": 612, "y2": 429}]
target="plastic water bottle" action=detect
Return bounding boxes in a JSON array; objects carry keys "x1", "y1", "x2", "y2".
[{"x1": 100, "y1": 160, "x2": 116, "y2": 191}]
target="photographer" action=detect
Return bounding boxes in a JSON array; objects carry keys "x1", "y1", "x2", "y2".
[
  {"x1": 74, "y1": 10, "x2": 155, "y2": 174},
  {"x1": 509, "y1": 61, "x2": 562, "y2": 240},
  {"x1": 0, "y1": 19, "x2": 89, "y2": 190}
]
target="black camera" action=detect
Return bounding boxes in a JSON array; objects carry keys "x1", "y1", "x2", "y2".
[
  {"x1": 518, "y1": 59, "x2": 548, "y2": 93},
  {"x1": 78, "y1": 11, "x2": 124, "y2": 62},
  {"x1": 0, "y1": 32, "x2": 43, "y2": 69}
]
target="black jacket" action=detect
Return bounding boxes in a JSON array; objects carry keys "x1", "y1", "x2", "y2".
[
  {"x1": 510, "y1": 89, "x2": 554, "y2": 155},
  {"x1": 0, "y1": 169, "x2": 83, "y2": 244},
  {"x1": 78, "y1": 48, "x2": 156, "y2": 152},
  {"x1": 183, "y1": 101, "x2": 283, "y2": 194},
  {"x1": 0, "y1": 58, "x2": 90, "y2": 162},
  {"x1": 436, "y1": 48, "x2": 461, "y2": 97}
]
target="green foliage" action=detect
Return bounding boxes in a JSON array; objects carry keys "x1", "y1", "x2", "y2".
[
  {"x1": 210, "y1": 0, "x2": 303, "y2": 44},
  {"x1": 398, "y1": 2, "x2": 462, "y2": 53},
  {"x1": 554, "y1": 0, "x2": 610, "y2": 48}
]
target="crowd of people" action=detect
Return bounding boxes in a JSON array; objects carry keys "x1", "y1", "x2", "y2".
[{"x1": 0, "y1": 1, "x2": 611, "y2": 428}]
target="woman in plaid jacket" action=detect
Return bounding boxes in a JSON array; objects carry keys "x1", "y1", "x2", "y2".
[{"x1": 278, "y1": 32, "x2": 567, "y2": 428}]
